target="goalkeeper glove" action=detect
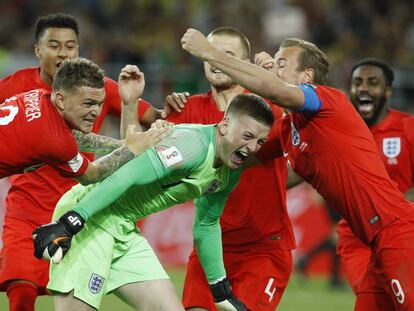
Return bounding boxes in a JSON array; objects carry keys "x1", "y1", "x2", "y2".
[
  {"x1": 32, "y1": 211, "x2": 85, "y2": 264},
  {"x1": 209, "y1": 277, "x2": 247, "y2": 311}
]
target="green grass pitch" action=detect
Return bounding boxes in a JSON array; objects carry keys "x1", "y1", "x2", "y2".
[{"x1": 0, "y1": 269, "x2": 355, "y2": 310}]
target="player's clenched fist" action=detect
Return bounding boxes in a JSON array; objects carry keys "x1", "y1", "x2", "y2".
[
  {"x1": 181, "y1": 28, "x2": 215, "y2": 60},
  {"x1": 210, "y1": 277, "x2": 247, "y2": 311},
  {"x1": 32, "y1": 211, "x2": 85, "y2": 264}
]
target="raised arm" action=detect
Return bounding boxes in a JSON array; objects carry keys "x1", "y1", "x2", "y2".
[
  {"x1": 119, "y1": 65, "x2": 146, "y2": 137},
  {"x1": 181, "y1": 28, "x2": 305, "y2": 110}
]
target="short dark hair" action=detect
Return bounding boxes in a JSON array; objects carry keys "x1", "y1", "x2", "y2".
[
  {"x1": 226, "y1": 93, "x2": 274, "y2": 127},
  {"x1": 350, "y1": 58, "x2": 394, "y2": 87},
  {"x1": 53, "y1": 58, "x2": 105, "y2": 92},
  {"x1": 280, "y1": 38, "x2": 329, "y2": 85},
  {"x1": 35, "y1": 13, "x2": 79, "y2": 42},
  {"x1": 209, "y1": 26, "x2": 251, "y2": 59}
]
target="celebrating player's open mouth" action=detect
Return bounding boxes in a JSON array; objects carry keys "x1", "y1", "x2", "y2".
[
  {"x1": 355, "y1": 93, "x2": 374, "y2": 117},
  {"x1": 232, "y1": 149, "x2": 249, "y2": 167}
]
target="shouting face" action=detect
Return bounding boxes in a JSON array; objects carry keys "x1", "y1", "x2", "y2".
[
  {"x1": 216, "y1": 114, "x2": 270, "y2": 169},
  {"x1": 350, "y1": 65, "x2": 391, "y2": 126}
]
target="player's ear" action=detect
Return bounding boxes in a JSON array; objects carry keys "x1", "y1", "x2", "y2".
[
  {"x1": 34, "y1": 44, "x2": 41, "y2": 60},
  {"x1": 385, "y1": 85, "x2": 392, "y2": 99},
  {"x1": 218, "y1": 117, "x2": 229, "y2": 136},
  {"x1": 53, "y1": 91, "x2": 65, "y2": 111},
  {"x1": 302, "y1": 68, "x2": 314, "y2": 84}
]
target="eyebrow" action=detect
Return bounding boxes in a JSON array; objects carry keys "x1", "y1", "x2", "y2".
[{"x1": 47, "y1": 39, "x2": 77, "y2": 43}]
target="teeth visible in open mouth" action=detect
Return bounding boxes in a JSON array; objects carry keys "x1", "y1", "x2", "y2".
[
  {"x1": 235, "y1": 150, "x2": 248, "y2": 161},
  {"x1": 212, "y1": 69, "x2": 222, "y2": 73},
  {"x1": 358, "y1": 94, "x2": 373, "y2": 102}
]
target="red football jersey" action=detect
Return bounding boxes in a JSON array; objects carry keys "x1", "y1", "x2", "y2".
[
  {"x1": 167, "y1": 91, "x2": 295, "y2": 251},
  {"x1": 338, "y1": 109, "x2": 414, "y2": 242},
  {"x1": 371, "y1": 109, "x2": 414, "y2": 192},
  {"x1": 0, "y1": 67, "x2": 151, "y2": 223},
  {"x1": 0, "y1": 89, "x2": 89, "y2": 178},
  {"x1": 258, "y1": 85, "x2": 413, "y2": 245}
]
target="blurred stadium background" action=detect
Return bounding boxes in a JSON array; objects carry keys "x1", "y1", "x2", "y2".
[{"x1": 1, "y1": 0, "x2": 413, "y2": 310}]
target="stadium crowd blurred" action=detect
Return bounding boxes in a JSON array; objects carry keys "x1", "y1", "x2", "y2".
[{"x1": 0, "y1": 0, "x2": 413, "y2": 110}]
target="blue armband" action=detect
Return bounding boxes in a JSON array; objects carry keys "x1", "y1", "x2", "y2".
[{"x1": 297, "y1": 84, "x2": 322, "y2": 112}]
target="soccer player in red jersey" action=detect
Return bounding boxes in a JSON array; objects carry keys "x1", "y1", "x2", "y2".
[
  {"x1": 162, "y1": 27, "x2": 294, "y2": 311},
  {"x1": 0, "y1": 13, "x2": 163, "y2": 311},
  {"x1": 181, "y1": 29, "x2": 414, "y2": 310},
  {"x1": 336, "y1": 58, "x2": 414, "y2": 309}
]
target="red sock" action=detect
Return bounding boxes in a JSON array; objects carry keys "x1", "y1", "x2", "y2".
[{"x1": 6, "y1": 282, "x2": 38, "y2": 311}]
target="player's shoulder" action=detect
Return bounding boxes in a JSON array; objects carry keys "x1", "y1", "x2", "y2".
[
  {"x1": 187, "y1": 92, "x2": 212, "y2": 105},
  {"x1": 313, "y1": 84, "x2": 347, "y2": 98},
  {"x1": 8, "y1": 67, "x2": 39, "y2": 78},
  {"x1": 171, "y1": 124, "x2": 213, "y2": 149}
]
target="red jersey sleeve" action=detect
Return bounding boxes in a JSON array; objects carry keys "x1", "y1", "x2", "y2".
[
  {"x1": 36, "y1": 133, "x2": 89, "y2": 178},
  {"x1": 255, "y1": 117, "x2": 284, "y2": 163}
]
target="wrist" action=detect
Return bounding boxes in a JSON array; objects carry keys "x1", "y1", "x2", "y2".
[
  {"x1": 59, "y1": 210, "x2": 85, "y2": 235},
  {"x1": 209, "y1": 277, "x2": 232, "y2": 302}
]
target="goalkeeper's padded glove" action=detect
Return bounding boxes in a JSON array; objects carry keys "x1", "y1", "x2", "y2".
[
  {"x1": 32, "y1": 211, "x2": 85, "y2": 264},
  {"x1": 209, "y1": 277, "x2": 247, "y2": 311}
]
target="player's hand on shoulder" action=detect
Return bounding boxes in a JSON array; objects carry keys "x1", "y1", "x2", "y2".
[
  {"x1": 151, "y1": 119, "x2": 174, "y2": 129},
  {"x1": 32, "y1": 211, "x2": 85, "y2": 264},
  {"x1": 161, "y1": 91, "x2": 190, "y2": 118},
  {"x1": 118, "y1": 64, "x2": 145, "y2": 105},
  {"x1": 254, "y1": 51, "x2": 275, "y2": 71},
  {"x1": 209, "y1": 277, "x2": 247, "y2": 311},
  {"x1": 125, "y1": 124, "x2": 170, "y2": 155}
]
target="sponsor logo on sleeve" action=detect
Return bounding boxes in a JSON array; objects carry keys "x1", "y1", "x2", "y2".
[
  {"x1": 68, "y1": 153, "x2": 84, "y2": 173},
  {"x1": 88, "y1": 273, "x2": 105, "y2": 294},
  {"x1": 156, "y1": 146, "x2": 183, "y2": 167}
]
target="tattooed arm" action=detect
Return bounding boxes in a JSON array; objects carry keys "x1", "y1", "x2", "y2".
[
  {"x1": 75, "y1": 145, "x2": 135, "y2": 185},
  {"x1": 72, "y1": 130, "x2": 123, "y2": 155},
  {"x1": 74, "y1": 125, "x2": 171, "y2": 185}
]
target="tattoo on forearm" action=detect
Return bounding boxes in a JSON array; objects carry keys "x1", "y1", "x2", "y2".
[
  {"x1": 93, "y1": 146, "x2": 135, "y2": 181},
  {"x1": 72, "y1": 130, "x2": 123, "y2": 155}
]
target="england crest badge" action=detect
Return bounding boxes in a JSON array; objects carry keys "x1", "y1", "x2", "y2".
[
  {"x1": 383, "y1": 137, "x2": 401, "y2": 159},
  {"x1": 291, "y1": 122, "x2": 300, "y2": 146},
  {"x1": 89, "y1": 273, "x2": 105, "y2": 294}
]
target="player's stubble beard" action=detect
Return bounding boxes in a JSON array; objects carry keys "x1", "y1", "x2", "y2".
[{"x1": 362, "y1": 96, "x2": 387, "y2": 127}]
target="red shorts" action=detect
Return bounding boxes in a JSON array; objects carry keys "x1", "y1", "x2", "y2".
[
  {"x1": 336, "y1": 219, "x2": 378, "y2": 294},
  {"x1": 182, "y1": 249, "x2": 292, "y2": 311},
  {"x1": 355, "y1": 216, "x2": 414, "y2": 311},
  {"x1": 0, "y1": 216, "x2": 49, "y2": 294}
]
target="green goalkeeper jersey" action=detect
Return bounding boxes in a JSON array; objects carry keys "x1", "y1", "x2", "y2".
[{"x1": 58, "y1": 124, "x2": 242, "y2": 282}]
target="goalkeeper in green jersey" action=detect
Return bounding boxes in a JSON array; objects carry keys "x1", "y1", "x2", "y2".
[{"x1": 33, "y1": 93, "x2": 274, "y2": 311}]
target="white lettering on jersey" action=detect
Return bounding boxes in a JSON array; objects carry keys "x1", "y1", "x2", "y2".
[
  {"x1": 156, "y1": 146, "x2": 183, "y2": 167},
  {"x1": 0, "y1": 105, "x2": 19, "y2": 125},
  {"x1": 68, "y1": 153, "x2": 84, "y2": 173},
  {"x1": 264, "y1": 278, "x2": 276, "y2": 302},
  {"x1": 391, "y1": 279, "x2": 405, "y2": 304},
  {"x1": 23, "y1": 90, "x2": 42, "y2": 122}
]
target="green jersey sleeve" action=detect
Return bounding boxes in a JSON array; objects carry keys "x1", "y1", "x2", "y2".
[
  {"x1": 193, "y1": 168, "x2": 242, "y2": 283},
  {"x1": 73, "y1": 127, "x2": 210, "y2": 221}
]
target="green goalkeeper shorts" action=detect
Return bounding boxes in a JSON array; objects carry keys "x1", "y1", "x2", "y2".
[{"x1": 48, "y1": 188, "x2": 169, "y2": 309}]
